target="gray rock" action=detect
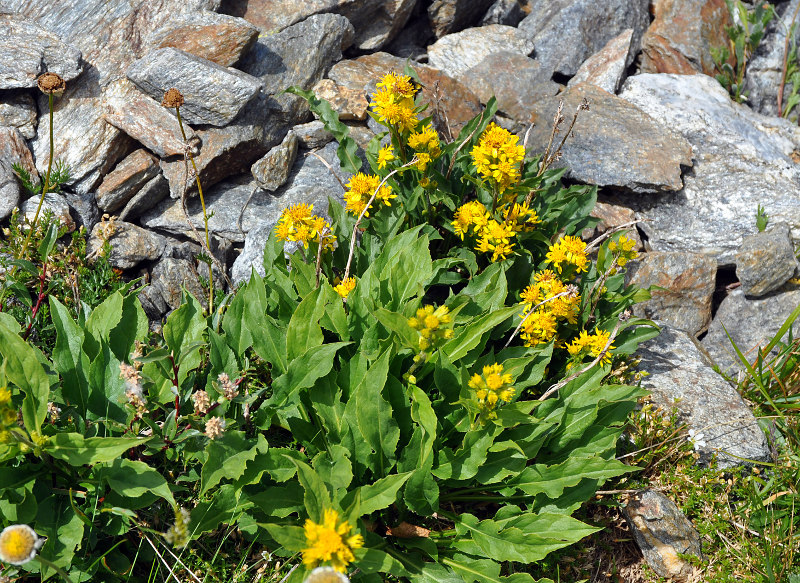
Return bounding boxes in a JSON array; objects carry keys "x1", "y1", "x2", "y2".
[
  {"x1": 622, "y1": 489, "x2": 702, "y2": 579},
  {"x1": 88, "y1": 220, "x2": 166, "y2": 270},
  {"x1": 95, "y1": 149, "x2": 160, "y2": 213},
  {"x1": 702, "y1": 288, "x2": 800, "y2": 375},
  {"x1": 63, "y1": 190, "x2": 100, "y2": 232},
  {"x1": 568, "y1": 29, "x2": 634, "y2": 94},
  {"x1": 311, "y1": 79, "x2": 369, "y2": 121},
  {"x1": 636, "y1": 325, "x2": 771, "y2": 467},
  {"x1": 427, "y1": 24, "x2": 535, "y2": 79},
  {"x1": 21, "y1": 193, "x2": 76, "y2": 233},
  {"x1": 0, "y1": 12, "x2": 83, "y2": 89},
  {"x1": 0, "y1": 92, "x2": 37, "y2": 139},
  {"x1": 744, "y1": 0, "x2": 800, "y2": 117},
  {"x1": 145, "y1": 142, "x2": 347, "y2": 244},
  {"x1": 619, "y1": 74, "x2": 800, "y2": 265},
  {"x1": 459, "y1": 51, "x2": 559, "y2": 121},
  {"x1": 626, "y1": 251, "x2": 717, "y2": 336},
  {"x1": 252, "y1": 132, "x2": 299, "y2": 192},
  {"x1": 138, "y1": 257, "x2": 206, "y2": 319},
  {"x1": 119, "y1": 173, "x2": 170, "y2": 222},
  {"x1": 126, "y1": 47, "x2": 262, "y2": 127},
  {"x1": 518, "y1": 0, "x2": 649, "y2": 78},
  {"x1": 480, "y1": 0, "x2": 528, "y2": 27},
  {"x1": 147, "y1": 11, "x2": 259, "y2": 68},
  {"x1": 640, "y1": 0, "x2": 733, "y2": 77},
  {"x1": 428, "y1": 0, "x2": 496, "y2": 37},
  {"x1": 736, "y1": 223, "x2": 799, "y2": 297},
  {"x1": 583, "y1": 201, "x2": 643, "y2": 250},
  {"x1": 0, "y1": 159, "x2": 20, "y2": 221},
  {"x1": 104, "y1": 78, "x2": 201, "y2": 159},
  {"x1": 293, "y1": 120, "x2": 334, "y2": 150},
  {"x1": 523, "y1": 83, "x2": 693, "y2": 193},
  {"x1": 231, "y1": 221, "x2": 272, "y2": 284}
]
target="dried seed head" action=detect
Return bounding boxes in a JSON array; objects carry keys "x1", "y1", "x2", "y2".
[
  {"x1": 161, "y1": 88, "x2": 184, "y2": 108},
  {"x1": 37, "y1": 72, "x2": 65, "y2": 95}
]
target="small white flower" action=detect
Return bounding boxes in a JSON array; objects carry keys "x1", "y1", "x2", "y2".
[
  {"x1": 304, "y1": 566, "x2": 350, "y2": 583},
  {"x1": 688, "y1": 429, "x2": 707, "y2": 451},
  {"x1": 0, "y1": 524, "x2": 44, "y2": 565}
]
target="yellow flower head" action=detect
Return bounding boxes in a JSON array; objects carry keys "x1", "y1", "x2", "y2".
[
  {"x1": 502, "y1": 202, "x2": 540, "y2": 232},
  {"x1": 377, "y1": 145, "x2": 395, "y2": 169},
  {"x1": 370, "y1": 73, "x2": 419, "y2": 133},
  {"x1": 302, "y1": 508, "x2": 364, "y2": 573},
  {"x1": 333, "y1": 277, "x2": 356, "y2": 299},
  {"x1": 408, "y1": 125, "x2": 441, "y2": 157},
  {"x1": 475, "y1": 219, "x2": 516, "y2": 262},
  {"x1": 408, "y1": 304, "x2": 453, "y2": 353},
  {"x1": 376, "y1": 72, "x2": 417, "y2": 99},
  {"x1": 0, "y1": 387, "x2": 10, "y2": 407},
  {"x1": 275, "y1": 204, "x2": 334, "y2": 249},
  {"x1": 0, "y1": 524, "x2": 44, "y2": 566},
  {"x1": 344, "y1": 173, "x2": 395, "y2": 217},
  {"x1": 520, "y1": 310, "x2": 558, "y2": 347},
  {"x1": 545, "y1": 235, "x2": 589, "y2": 274},
  {"x1": 452, "y1": 201, "x2": 490, "y2": 240},
  {"x1": 470, "y1": 123, "x2": 526, "y2": 192},
  {"x1": 567, "y1": 329, "x2": 614, "y2": 365},
  {"x1": 608, "y1": 234, "x2": 638, "y2": 267},
  {"x1": 468, "y1": 363, "x2": 515, "y2": 418}
]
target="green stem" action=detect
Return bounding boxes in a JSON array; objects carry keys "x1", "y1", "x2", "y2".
[
  {"x1": 37, "y1": 555, "x2": 76, "y2": 583},
  {"x1": 175, "y1": 107, "x2": 214, "y2": 315}
]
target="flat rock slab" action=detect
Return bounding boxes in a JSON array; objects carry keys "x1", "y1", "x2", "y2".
[
  {"x1": 127, "y1": 47, "x2": 262, "y2": 127},
  {"x1": 328, "y1": 52, "x2": 483, "y2": 135},
  {"x1": 640, "y1": 0, "x2": 732, "y2": 76},
  {"x1": 0, "y1": 13, "x2": 83, "y2": 89},
  {"x1": 0, "y1": 125, "x2": 37, "y2": 220},
  {"x1": 459, "y1": 51, "x2": 559, "y2": 121},
  {"x1": 145, "y1": 141, "x2": 347, "y2": 245},
  {"x1": 523, "y1": 83, "x2": 693, "y2": 193},
  {"x1": 0, "y1": 159, "x2": 20, "y2": 222},
  {"x1": 568, "y1": 29, "x2": 634, "y2": 94},
  {"x1": 251, "y1": 131, "x2": 299, "y2": 192},
  {"x1": 427, "y1": 24, "x2": 535, "y2": 79},
  {"x1": 119, "y1": 173, "x2": 169, "y2": 222},
  {"x1": 0, "y1": 92, "x2": 38, "y2": 139},
  {"x1": 736, "y1": 223, "x2": 799, "y2": 297},
  {"x1": 622, "y1": 489, "x2": 702, "y2": 579},
  {"x1": 518, "y1": 0, "x2": 649, "y2": 77},
  {"x1": 619, "y1": 73, "x2": 800, "y2": 265},
  {"x1": 148, "y1": 10, "x2": 258, "y2": 67},
  {"x1": 701, "y1": 288, "x2": 800, "y2": 375},
  {"x1": 88, "y1": 220, "x2": 166, "y2": 270},
  {"x1": 95, "y1": 149, "x2": 160, "y2": 213},
  {"x1": 139, "y1": 257, "x2": 206, "y2": 319},
  {"x1": 626, "y1": 251, "x2": 716, "y2": 336},
  {"x1": 636, "y1": 325, "x2": 770, "y2": 468},
  {"x1": 21, "y1": 193, "x2": 76, "y2": 233},
  {"x1": 428, "y1": 0, "x2": 496, "y2": 37}
]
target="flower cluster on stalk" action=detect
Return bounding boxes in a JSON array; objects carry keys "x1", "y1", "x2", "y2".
[
  {"x1": 302, "y1": 508, "x2": 363, "y2": 573},
  {"x1": 275, "y1": 203, "x2": 336, "y2": 250},
  {"x1": 518, "y1": 270, "x2": 581, "y2": 348},
  {"x1": 451, "y1": 200, "x2": 539, "y2": 262},
  {"x1": 333, "y1": 277, "x2": 356, "y2": 299},
  {"x1": 407, "y1": 124, "x2": 441, "y2": 172},
  {"x1": 566, "y1": 329, "x2": 614, "y2": 366},
  {"x1": 468, "y1": 363, "x2": 515, "y2": 419},
  {"x1": 608, "y1": 234, "x2": 638, "y2": 268},
  {"x1": 407, "y1": 304, "x2": 453, "y2": 358},
  {"x1": 546, "y1": 235, "x2": 589, "y2": 275},
  {"x1": 369, "y1": 72, "x2": 419, "y2": 133},
  {"x1": 470, "y1": 122, "x2": 525, "y2": 193},
  {"x1": 343, "y1": 173, "x2": 396, "y2": 217}
]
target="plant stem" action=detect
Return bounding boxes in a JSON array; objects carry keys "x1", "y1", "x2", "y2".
[
  {"x1": 175, "y1": 107, "x2": 214, "y2": 315},
  {"x1": 38, "y1": 555, "x2": 76, "y2": 583},
  {"x1": 24, "y1": 260, "x2": 48, "y2": 340}
]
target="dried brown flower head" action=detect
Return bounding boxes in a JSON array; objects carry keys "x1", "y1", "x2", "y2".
[
  {"x1": 204, "y1": 416, "x2": 225, "y2": 439},
  {"x1": 37, "y1": 72, "x2": 66, "y2": 95},
  {"x1": 161, "y1": 88, "x2": 184, "y2": 108}
]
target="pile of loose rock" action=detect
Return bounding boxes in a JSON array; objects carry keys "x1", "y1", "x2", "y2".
[{"x1": 1, "y1": 0, "x2": 799, "y2": 575}]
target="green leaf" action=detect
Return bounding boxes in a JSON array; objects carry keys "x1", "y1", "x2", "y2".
[
  {"x1": 261, "y1": 523, "x2": 307, "y2": 552},
  {"x1": 442, "y1": 306, "x2": 517, "y2": 362},
  {"x1": 433, "y1": 430, "x2": 496, "y2": 481},
  {"x1": 347, "y1": 472, "x2": 412, "y2": 517},
  {"x1": 401, "y1": 386, "x2": 439, "y2": 514},
  {"x1": 49, "y1": 297, "x2": 89, "y2": 418},
  {"x1": 288, "y1": 456, "x2": 331, "y2": 522},
  {"x1": 374, "y1": 306, "x2": 419, "y2": 350},
  {"x1": 190, "y1": 484, "x2": 252, "y2": 537},
  {"x1": 201, "y1": 432, "x2": 267, "y2": 495},
  {"x1": 270, "y1": 341, "x2": 350, "y2": 406},
  {"x1": 46, "y1": 434, "x2": 151, "y2": 466},
  {"x1": 354, "y1": 349, "x2": 400, "y2": 476},
  {"x1": 103, "y1": 458, "x2": 175, "y2": 506},
  {"x1": 507, "y1": 456, "x2": 633, "y2": 499},
  {"x1": 286, "y1": 286, "x2": 327, "y2": 360},
  {"x1": 162, "y1": 292, "x2": 206, "y2": 381}
]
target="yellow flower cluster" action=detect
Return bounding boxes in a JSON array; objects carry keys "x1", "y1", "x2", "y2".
[
  {"x1": 369, "y1": 72, "x2": 419, "y2": 133},
  {"x1": 608, "y1": 234, "x2": 638, "y2": 267},
  {"x1": 468, "y1": 363, "x2": 515, "y2": 418},
  {"x1": 546, "y1": 235, "x2": 589, "y2": 274},
  {"x1": 333, "y1": 277, "x2": 356, "y2": 299},
  {"x1": 302, "y1": 508, "x2": 364, "y2": 573},
  {"x1": 567, "y1": 329, "x2": 614, "y2": 366},
  {"x1": 451, "y1": 201, "x2": 539, "y2": 262},
  {"x1": 344, "y1": 173, "x2": 396, "y2": 217},
  {"x1": 408, "y1": 124, "x2": 441, "y2": 172},
  {"x1": 407, "y1": 304, "x2": 453, "y2": 355},
  {"x1": 377, "y1": 145, "x2": 395, "y2": 169},
  {"x1": 519, "y1": 270, "x2": 580, "y2": 347},
  {"x1": 471, "y1": 122, "x2": 526, "y2": 193},
  {"x1": 0, "y1": 387, "x2": 17, "y2": 444},
  {"x1": 275, "y1": 203, "x2": 336, "y2": 250}
]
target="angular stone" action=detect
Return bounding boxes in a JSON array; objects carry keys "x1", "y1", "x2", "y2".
[
  {"x1": 0, "y1": 159, "x2": 20, "y2": 221},
  {"x1": 0, "y1": 13, "x2": 83, "y2": 89},
  {"x1": 231, "y1": 221, "x2": 272, "y2": 284},
  {"x1": 427, "y1": 24, "x2": 535, "y2": 79},
  {"x1": 63, "y1": 190, "x2": 100, "y2": 232},
  {"x1": 619, "y1": 73, "x2": 800, "y2": 265},
  {"x1": 459, "y1": 52, "x2": 559, "y2": 121},
  {"x1": 523, "y1": 84, "x2": 693, "y2": 193},
  {"x1": 88, "y1": 220, "x2": 166, "y2": 270},
  {"x1": 736, "y1": 223, "x2": 799, "y2": 297},
  {"x1": 622, "y1": 489, "x2": 702, "y2": 579},
  {"x1": 0, "y1": 92, "x2": 37, "y2": 139},
  {"x1": 119, "y1": 173, "x2": 170, "y2": 222},
  {"x1": 21, "y1": 193, "x2": 76, "y2": 233},
  {"x1": 95, "y1": 149, "x2": 160, "y2": 213},
  {"x1": 702, "y1": 289, "x2": 800, "y2": 375},
  {"x1": 636, "y1": 325, "x2": 770, "y2": 467},
  {"x1": 138, "y1": 257, "x2": 206, "y2": 319},
  {"x1": 224, "y1": 0, "x2": 414, "y2": 51},
  {"x1": 583, "y1": 201, "x2": 643, "y2": 250},
  {"x1": 252, "y1": 132, "x2": 299, "y2": 192},
  {"x1": 640, "y1": 0, "x2": 732, "y2": 77},
  {"x1": 292, "y1": 120, "x2": 334, "y2": 150},
  {"x1": 0, "y1": 126, "x2": 39, "y2": 185},
  {"x1": 126, "y1": 47, "x2": 262, "y2": 127},
  {"x1": 626, "y1": 252, "x2": 716, "y2": 336},
  {"x1": 104, "y1": 78, "x2": 200, "y2": 159},
  {"x1": 311, "y1": 79, "x2": 369, "y2": 121},
  {"x1": 568, "y1": 29, "x2": 634, "y2": 94},
  {"x1": 146, "y1": 141, "x2": 347, "y2": 244},
  {"x1": 518, "y1": 0, "x2": 649, "y2": 78},
  {"x1": 328, "y1": 52, "x2": 483, "y2": 135},
  {"x1": 480, "y1": 0, "x2": 529, "y2": 27},
  {"x1": 428, "y1": 0, "x2": 496, "y2": 37},
  {"x1": 148, "y1": 11, "x2": 258, "y2": 67}
]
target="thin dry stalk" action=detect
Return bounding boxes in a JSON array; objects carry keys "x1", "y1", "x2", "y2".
[
  {"x1": 143, "y1": 534, "x2": 182, "y2": 583},
  {"x1": 503, "y1": 289, "x2": 575, "y2": 349}
]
